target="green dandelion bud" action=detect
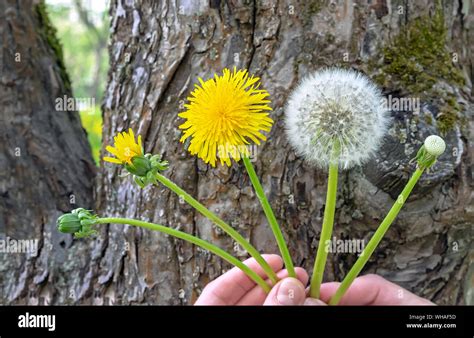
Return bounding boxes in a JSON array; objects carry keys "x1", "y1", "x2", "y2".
[
  {"x1": 57, "y1": 208, "x2": 98, "y2": 238},
  {"x1": 57, "y1": 213, "x2": 82, "y2": 234}
]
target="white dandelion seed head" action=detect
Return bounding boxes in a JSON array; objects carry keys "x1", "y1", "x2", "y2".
[
  {"x1": 285, "y1": 68, "x2": 390, "y2": 169},
  {"x1": 424, "y1": 135, "x2": 446, "y2": 157}
]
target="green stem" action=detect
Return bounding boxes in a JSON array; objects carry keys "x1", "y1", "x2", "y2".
[
  {"x1": 97, "y1": 217, "x2": 271, "y2": 293},
  {"x1": 309, "y1": 161, "x2": 339, "y2": 298},
  {"x1": 242, "y1": 156, "x2": 295, "y2": 277},
  {"x1": 154, "y1": 172, "x2": 278, "y2": 284},
  {"x1": 329, "y1": 167, "x2": 425, "y2": 305}
]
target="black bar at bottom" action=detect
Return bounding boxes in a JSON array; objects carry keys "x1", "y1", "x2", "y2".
[{"x1": 0, "y1": 305, "x2": 471, "y2": 337}]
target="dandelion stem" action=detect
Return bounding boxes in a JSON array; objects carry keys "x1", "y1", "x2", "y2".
[
  {"x1": 97, "y1": 217, "x2": 271, "y2": 293},
  {"x1": 242, "y1": 156, "x2": 296, "y2": 278},
  {"x1": 329, "y1": 167, "x2": 424, "y2": 305},
  {"x1": 309, "y1": 160, "x2": 339, "y2": 298},
  {"x1": 154, "y1": 172, "x2": 279, "y2": 284}
]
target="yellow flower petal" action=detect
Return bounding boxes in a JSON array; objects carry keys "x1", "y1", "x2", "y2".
[
  {"x1": 103, "y1": 156, "x2": 122, "y2": 164},
  {"x1": 103, "y1": 129, "x2": 144, "y2": 165},
  {"x1": 178, "y1": 68, "x2": 273, "y2": 167}
]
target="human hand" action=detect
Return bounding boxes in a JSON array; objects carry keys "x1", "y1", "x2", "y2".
[
  {"x1": 195, "y1": 254, "x2": 310, "y2": 305},
  {"x1": 311, "y1": 274, "x2": 434, "y2": 305},
  {"x1": 195, "y1": 255, "x2": 434, "y2": 306}
]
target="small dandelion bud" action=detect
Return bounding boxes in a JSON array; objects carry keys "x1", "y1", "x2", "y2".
[
  {"x1": 57, "y1": 208, "x2": 98, "y2": 238},
  {"x1": 285, "y1": 68, "x2": 389, "y2": 169},
  {"x1": 424, "y1": 135, "x2": 446, "y2": 157},
  {"x1": 416, "y1": 135, "x2": 446, "y2": 169},
  {"x1": 57, "y1": 213, "x2": 82, "y2": 234}
]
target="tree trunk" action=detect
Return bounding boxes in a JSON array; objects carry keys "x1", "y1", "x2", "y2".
[
  {"x1": 0, "y1": 0, "x2": 95, "y2": 304},
  {"x1": 93, "y1": 0, "x2": 473, "y2": 305}
]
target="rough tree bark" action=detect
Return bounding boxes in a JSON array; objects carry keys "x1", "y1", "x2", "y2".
[
  {"x1": 0, "y1": 0, "x2": 95, "y2": 304},
  {"x1": 94, "y1": 0, "x2": 473, "y2": 305}
]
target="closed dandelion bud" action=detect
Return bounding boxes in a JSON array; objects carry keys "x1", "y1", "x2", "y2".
[
  {"x1": 57, "y1": 213, "x2": 81, "y2": 234},
  {"x1": 285, "y1": 68, "x2": 389, "y2": 169},
  {"x1": 56, "y1": 208, "x2": 98, "y2": 238}
]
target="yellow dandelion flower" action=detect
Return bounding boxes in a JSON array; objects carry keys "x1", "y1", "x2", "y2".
[
  {"x1": 178, "y1": 68, "x2": 273, "y2": 167},
  {"x1": 103, "y1": 128, "x2": 143, "y2": 165}
]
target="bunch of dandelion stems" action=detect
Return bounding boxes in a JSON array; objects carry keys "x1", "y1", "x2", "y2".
[
  {"x1": 155, "y1": 157, "x2": 296, "y2": 280},
  {"x1": 105, "y1": 155, "x2": 297, "y2": 290},
  {"x1": 309, "y1": 145, "x2": 427, "y2": 303},
  {"x1": 152, "y1": 172, "x2": 279, "y2": 285},
  {"x1": 99, "y1": 155, "x2": 426, "y2": 298},
  {"x1": 103, "y1": 158, "x2": 297, "y2": 290},
  {"x1": 329, "y1": 166, "x2": 424, "y2": 304}
]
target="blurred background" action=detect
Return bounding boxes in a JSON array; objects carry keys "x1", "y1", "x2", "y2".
[{"x1": 46, "y1": 0, "x2": 109, "y2": 164}]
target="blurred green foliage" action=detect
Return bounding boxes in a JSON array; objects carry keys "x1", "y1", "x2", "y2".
[
  {"x1": 46, "y1": 1, "x2": 109, "y2": 165},
  {"x1": 79, "y1": 107, "x2": 103, "y2": 163}
]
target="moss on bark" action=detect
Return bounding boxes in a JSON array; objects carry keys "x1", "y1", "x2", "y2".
[{"x1": 370, "y1": 7, "x2": 465, "y2": 134}]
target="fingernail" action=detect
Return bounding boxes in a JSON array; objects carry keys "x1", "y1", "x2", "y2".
[
  {"x1": 304, "y1": 298, "x2": 327, "y2": 306},
  {"x1": 276, "y1": 278, "x2": 304, "y2": 305}
]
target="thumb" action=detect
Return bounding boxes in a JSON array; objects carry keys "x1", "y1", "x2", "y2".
[{"x1": 264, "y1": 277, "x2": 306, "y2": 305}]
